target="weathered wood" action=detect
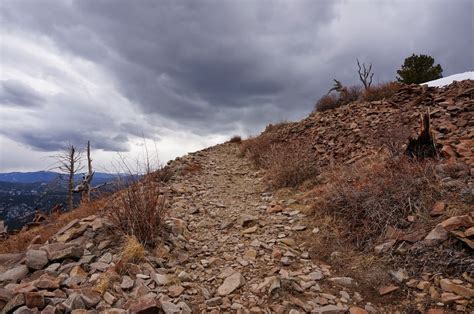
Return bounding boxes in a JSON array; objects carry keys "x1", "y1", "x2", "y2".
[{"x1": 406, "y1": 109, "x2": 439, "y2": 158}]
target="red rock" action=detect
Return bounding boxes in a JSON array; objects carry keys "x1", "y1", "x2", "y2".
[
  {"x1": 378, "y1": 285, "x2": 399, "y2": 295},
  {"x1": 430, "y1": 201, "x2": 446, "y2": 216},
  {"x1": 349, "y1": 307, "x2": 368, "y2": 314},
  {"x1": 24, "y1": 292, "x2": 45, "y2": 309}
]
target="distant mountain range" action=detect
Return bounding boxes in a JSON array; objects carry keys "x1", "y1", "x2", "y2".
[
  {"x1": 0, "y1": 171, "x2": 127, "y2": 232},
  {"x1": 0, "y1": 171, "x2": 120, "y2": 184}
]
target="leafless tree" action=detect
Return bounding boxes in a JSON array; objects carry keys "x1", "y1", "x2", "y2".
[
  {"x1": 53, "y1": 144, "x2": 83, "y2": 211},
  {"x1": 357, "y1": 59, "x2": 374, "y2": 90}
]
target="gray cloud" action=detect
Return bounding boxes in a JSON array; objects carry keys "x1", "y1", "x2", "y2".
[
  {"x1": 0, "y1": 0, "x2": 473, "y2": 171},
  {"x1": 0, "y1": 80, "x2": 45, "y2": 107}
]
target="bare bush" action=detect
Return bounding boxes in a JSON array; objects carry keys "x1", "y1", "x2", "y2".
[
  {"x1": 228, "y1": 135, "x2": 242, "y2": 143},
  {"x1": 361, "y1": 82, "x2": 401, "y2": 102},
  {"x1": 314, "y1": 86, "x2": 362, "y2": 112},
  {"x1": 107, "y1": 181, "x2": 168, "y2": 247},
  {"x1": 264, "y1": 141, "x2": 319, "y2": 188},
  {"x1": 315, "y1": 94, "x2": 340, "y2": 112},
  {"x1": 239, "y1": 135, "x2": 278, "y2": 167},
  {"x1": 315, "y1": 156, "x2": 442, "y2": 249}
]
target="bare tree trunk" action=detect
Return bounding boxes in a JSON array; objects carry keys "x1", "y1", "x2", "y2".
[
  {"x1": 52, "y1": 144, "x2": 82, "y2": 212},
  {"x1": 67, "y1": 146, "x2": 75, "y2": 211},
  {"x1": 83, "y1": 141, "x2": 93, "y2": 203}
]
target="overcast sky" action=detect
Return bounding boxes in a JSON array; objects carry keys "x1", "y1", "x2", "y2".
[{"x1": 1, "y1": 0, "x2": 473, "y2": 172}]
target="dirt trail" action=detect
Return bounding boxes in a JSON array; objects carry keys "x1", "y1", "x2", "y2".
[{"x1": 167, "y1": 143, "x2": 372, "y2": 312}]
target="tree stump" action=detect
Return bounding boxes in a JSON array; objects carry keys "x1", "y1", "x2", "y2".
[{"x1": 406, "y1": 109, "x2": 439, "y2": 158}]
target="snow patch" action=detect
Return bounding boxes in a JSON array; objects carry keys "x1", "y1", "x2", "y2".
[{"x1": 422, "y1": 71, "x2": 474, "y2": 87}]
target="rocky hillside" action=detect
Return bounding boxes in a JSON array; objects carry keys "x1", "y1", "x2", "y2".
[
  {"x1": 0, "y1": 80, "x2": 473, "y2": 313},
  {"x1": 268, "y1": 80, "x2": 473, "y2": 170}
]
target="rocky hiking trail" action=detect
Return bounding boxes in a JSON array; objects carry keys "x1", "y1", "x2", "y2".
[{"x1": 161, "y1": 143, "x2": 374, "y2": 312}]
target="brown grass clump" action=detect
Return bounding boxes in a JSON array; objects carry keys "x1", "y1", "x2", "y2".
[
  {"x1": 314, "y1": 156, "x2": 442, "y2": 249},
  {"x1": 361, "y1": 82, "x2": 401, "y2": 102},
  {"x1": 107, "y1": 181, "x2": 168, "y2": 248},
  {"x1": 228, "y1": 135, "x2": 242, "y2": 143},
  {"x1": 120, "y1": 235, "x2": 145, "y2": 264},
  {"x1": 94, "y1": 273, "x2": 111, "y2": 295},
  {"x1": 264, "y1": 141, "x2": 319, "y2": 188},
  {"x1": 314, "y1": 94, "x2": 340, "y2": 112},
  {"x1": 239, "y1": 135, "x2": 278, "y2": 167},
  {"x1": 0, "y1": 197, "x2": 107, "y2": 254}
]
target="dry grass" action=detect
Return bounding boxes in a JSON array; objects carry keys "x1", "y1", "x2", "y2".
[
  {"x1": 106, "y1": 180, "x2": 168, "y2": 248},
  {"x1": 120, "y1": 235, "x2": 145, "y2": 264},
  {"x1": 0, "y1": 197, "x2": 107, "y2": 254},
  {"x1": 263, "y1": 141, "x2": 319, "y2": 188},
  {"x1": 314, "y1": 156, "x2": 443, "y2": 249},
  {"x1": 361, "y1": 82, "x2": 401, "y2": 102},
  {"x1": 94, "y1": 273, "x2": 111, "y2": 295},
  {"x1": 239, "y1": 135, "x2": 278, "y2": 167}
]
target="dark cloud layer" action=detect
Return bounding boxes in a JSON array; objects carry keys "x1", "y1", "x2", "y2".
[{"x1": 0, "y1": 0, "x2": 473, "y2": 168}]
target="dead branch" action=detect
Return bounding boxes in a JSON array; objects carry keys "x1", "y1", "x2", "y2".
[{"x1": 357, "y1": 59, "x2": 374, "y2": 90}]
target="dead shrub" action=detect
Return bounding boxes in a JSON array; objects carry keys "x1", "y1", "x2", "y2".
[
  {"x1": 106, "y1": 181, "x2": 168, "y2": 247},
  {"x1": 228, "y1": 135, "x2": 242, "y2": 143},
  {"x1": 239, "y1": 135, "x2": 279, "y2": 167},
  {"x1": 315, "y1": 156, "x2": 442, "y2": 249},
  {"x1": 264, "y1": 142, "x2": 319, "y2": 188},
  {"x1": 264, "y1": 121, "x2": 290, "y2": 133},
  {"x1": 361, "y1": 82, "x2": 401, "y2": 102},
  {"x1": 315, "y1": 94, "x2": 340, "y2": 112},
  {"x1": 314, "y1": 86, "x2": 362, "y2": 112}
]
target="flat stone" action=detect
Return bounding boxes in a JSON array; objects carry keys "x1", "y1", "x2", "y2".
[
  {"x1": 218, "y1": 267, "x2": 235, "y2": 279},
  {"x1": 43, "y1": 243, "x2": 83, "y2": 261},
  {"x1": 24, "y1": 292, "x2": 45, "y2": 309},
  {"x1": 242, "y1": 226, "x2": 258, "y2": 234},
  {"x1": 168, "y1": 285, "x2": 184, "y2": 297},
  {"x1": 328, "y1": 277, "x2": 356, "y2": 287},
  {"x1": 388, "y1": 268, "x2": 409, "y2": 283},
  {"x1": 430, "y1": 201, "x2": 446, "y2": 216},
  {"x1": 206, "y1": 297, "x2": 223, "y2": 306},
  {"x1": 379, "y1": 285, "x2": 399, "y2": 295},
  {"x1": 62, "y1": 293, "x2": 85, "y2": 311},
  {"x1": 218, "y1": 272, "x2": 245, "y2": 296},
  {"x1": 152, "y1": 273, "x2": 171, "y2": 286},
  {"x1": 32, "y1": 273, "x2": 61, "y2": 290},
  {"x1": 3, "y1": 293, "x2": 25, "y2": 313},
  {"x1": 121, "y1": 276, "x2": 134, "y2": 290},
  {"x1": 279, "y1": 238, "x2": 296, "y2": 246},
  {"x1": 0, "y1": 265, "x2": 29, "y2": 283},
  {"x1": 312, "y1": 305, "x2": 348, "y2": 313},
  {"x1": 440, "y1": 278, "x2": 474, "y2": 298},
  {"x1": 26, "y1": 249, "x2": 48, "y2": 270}
]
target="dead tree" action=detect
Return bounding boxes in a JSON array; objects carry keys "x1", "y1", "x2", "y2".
[
  {"x1": 53, "y1": 145, "x2": 82, "y2": 211},
  {"x1": 357, "y1": 59, "x2": 374, "y2": 90},
  {"x1": 406, "y1": 109, "x2": 439, "y2": 159},
  {"x1": 74, "y1": 141, "x2": 108, "y2": 201},
  {"x1": 80, "y1": 141, "x2": 93, "y2": 203}
]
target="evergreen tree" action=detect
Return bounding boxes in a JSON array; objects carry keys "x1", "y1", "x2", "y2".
[{"x1": 396, "y1": 54, "x2": 443, "y2": 84}]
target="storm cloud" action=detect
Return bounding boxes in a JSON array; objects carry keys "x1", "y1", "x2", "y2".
[{"x1": 0, "y1": 0, "x2": 472, "y2": 171}]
